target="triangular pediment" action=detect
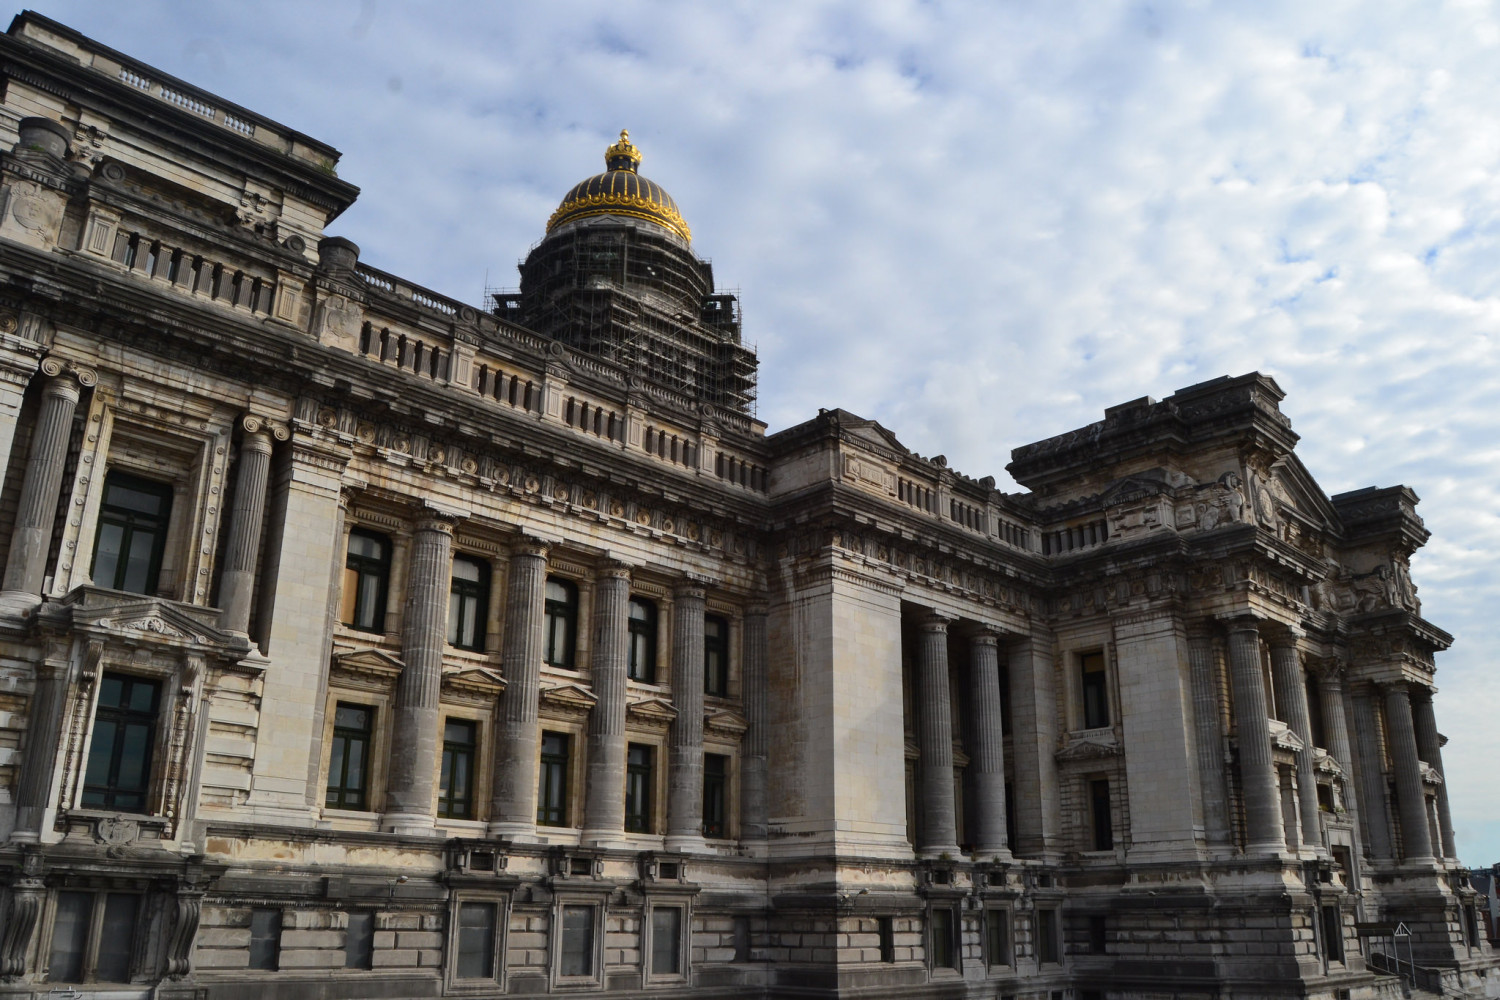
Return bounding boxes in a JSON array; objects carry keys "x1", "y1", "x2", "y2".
[
  {"x1": 540, "y1": 682, "x2": 598, "y2": 712},
  {"x1": 1098, "y1": 474, "x2": 1171, "y2": 509},
  {"x1": 704, "y1": 708, "x2": 748, "y2": 738},
  {"x1": 1055, "y1": 731, "x2": 1122, "y2": 761},
  {"x1": 1269, "y1": 455, "x2": 1338, "y2": 526},
  {"x1": 442, "y1": 666, "x2": 506, "y2": 698},
  {"x1": 65, "y1": 588, "x2": 245, "y2": 654},
  {"x1": 626, "y1": 696, "x2": 678, "y2": 727}
]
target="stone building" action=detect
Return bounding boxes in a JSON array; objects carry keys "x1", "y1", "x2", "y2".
[{"x1": 0, "y1": 11, "x2": 1492, "y2": 999}]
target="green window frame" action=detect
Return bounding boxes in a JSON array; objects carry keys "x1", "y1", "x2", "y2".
[
  {"x1": 82, "y1": 673, "x2": 160, "y2": 812},
  {"x1": 702, "y1": 753, "x2": 728, "y2": 838},
  {"x1": 625, "y1": 743, "x2": 653, "y2": 833},
  {"x1": 326, "y1": 703, "x2": 373, "y2": 811},
  {"x1": 704, "y1": 614, "x2": 729, "y2": 696},
  {"x1": 544, "y1": 578, "x2": 577, "y2": 668},
  {"x1": 438, "y1": 719, "x2": 477, "y2": 819},
  {"x1": 537, "y1": 731, "x2": 569, "y2": 827},
  {"x1": 627, "y1": 597, "x2": 658, "y2": 682},
  {"x1": 342, "y1": 530, "x2": 390, "y2": 633},
  {"x1": 448, "y1": 555, "x2": 489, "y2": 651}
]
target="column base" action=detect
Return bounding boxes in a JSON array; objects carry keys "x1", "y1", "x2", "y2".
[
  {"x1": 664, "y1": 833, "x2": 708, "y2": 854},
  {"x1": 971, "y1": 846, "x2": 1014, "y2": 864},
  {"x1": 579, "y1": 829, "x2": 631, "y2": 850},
  {"x1": 916, "y1": 844, "x2": 963, "y2": 861},
  {"x1": 488, "y1": 820, "x2": 535, "y2": 842},
  {"x1": 381, "y1": 813, "x2": 438, "y2": 837},
  {"x1": 0, "y1": 589, "x2": 41, "y2": 617}
]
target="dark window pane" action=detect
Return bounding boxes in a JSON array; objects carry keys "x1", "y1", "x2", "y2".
[
  {"x1": 48, "y1": 891, "x2": 91, "y2": 982},
  {"x1": 328, "y1": 702, "x2": 373, "y2": 810},
  {"x1": 84, "y1": 674, "x2": 159, "y2": 811},
  {"x1": 1080, "y1": 652, "x2": 1109, "y2": 729},
  {"x1": 704, "y1": 615, "x2": 729, "y2": 696},
  {"x1": 703, "y1": 753, "x2": 728, "y2": 838},
  {"x1": 651, "y1": 907, "x2": 682, "y2": 975},
  {"x1": 1090, "y1": 778, "x2": 1113, "y2": 851},
  {"x1": 344, "y1": 530, "x2": 390, "y2": 633},
  {"x1": 345, "y1": 912, "x2": 374, "y2": 969},
  {"x1": 538, "y1": 732, "x2": 569, "y2": 826},
  {"x1": 439, "y1": 720, "x2": 477, "y2": 819},
  {"x1": 987, "y1": 911, "x2": 1010, "y2": 965},
  {"x1": 560, "y1": 905, "x2": 594, "y2": 976},
  {"x1": 249, "y1": 908, "x2": 282, "y2": 971},
  {"x1": 456, "y1": 902, "x2": 496, "y2": 979},
  {"x1": 95, "y1": 894, "x2": 137, "y2": 981},
  {"x1": 931, "y1": 907, "x2": 955, "y2": 968},
  {"x1": 92, "y1": 523, "x2": 124, "y2": 589},
  {"x1": 626, "y1": 743, "x2": 652, "y2": 833}
]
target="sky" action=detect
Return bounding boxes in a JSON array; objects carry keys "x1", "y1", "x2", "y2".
[{"x1": 34, "y1": 1, "x2": 1500, "y2": 862}]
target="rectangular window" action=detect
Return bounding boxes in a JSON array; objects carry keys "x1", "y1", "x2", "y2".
[
  {"x1": 1090, "y1": 778, "x2": 1113, "y2": 851},
  {"x1": 702, "y1": 753, "x2": 728, "y2": 838},
  {"x1": 930, "y1": 907, "x2": 956, "y2": 969},
  {"x1": 1037, "y1": 909, "x2": 1060, "y2": 964},
  {"x1": 628, "y1": 597, "x2": 658, "y2": 682},
  {"x1": 1088, "y1": 914, "x2": 1107, "y2": 954},
  {"x1": 341, "y1": 530, "x2": 390, "y2": 633},
  {"x1": 448, "y1": 556, "x2": 489, "y2": 651},
  {"x1": 345, "y1": 911, "x2": 374, "y2": 969},
  {"x1": 1080, "y1": 651, "x2": 1109, "y2": 729},
  {"x1": 544, "y1": 578, "x2": 578, "y2": 668},
  {"x1": 439, "y1": 719, "x2": 477, "y2": 820},
  {"x1": 48, "y1": 892, "x2": 138, "y2": 983},
  {"x1": 625, "y1": 743, "x2": 653, "y2": 833},
  {"x1": 651, "y1": 906, "x2": 683, "y2": 976},
  {"x1": 1322, "y1": 905, "x2": 1344, "y2": 962},
  {"x1": 82, "y1": 673, "x2": 160, "y2": 812},
  {"x1": 91, "y1": 472, "x2": 173, "y2": 595},
  {"x1": 559, "y1": 905, "x2": 595, "y2": 977},
  {"x1": 878, "y1": 916, "x2": 895, "y2": 963},
  {"x1": 986, "y1": 909, "x2": 1011, "y2": 966},
  {"x1": 249, "y1": 908, "x2": 282, "y2": 971},
  {"x1": 47, "y1": 891, "x2": 92, "y2": 982},
  {"x1": 456, "y1": 901, "x2": 497, "y2": 979},
  {"x1": 704, "y1": 614, "x2": 729, "y2": 696},
  {"x1": 733, "y1": 915, "x2": 751, "y2": 962},
  {"x1": 326, "y1": 703, "x2": 373, "y2": 811},
  {"x1": 538, "y1": 732, "x2": 570, "y2": 827}
]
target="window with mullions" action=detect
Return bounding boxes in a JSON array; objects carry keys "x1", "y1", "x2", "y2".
[
  {"x1": 650, "y1": 906, "x2": 684, "y2": 976},
  {"x1": 1079, "y1": 651, "x2": 1109, "y2": 729},
  {"x1": 249, "y1": 908, "x2": 282, "y2": 971},
  {"x1": 702, "y1": 753, "x2": 728, "y2": 838},
  {"x1": 628, "y1": 597, "x2": 658, "y2": 682},
  {"x1": 537, "y1": 732, "x2": 570, "y2": 827},
  {"x1": 342, "y1": 530, "x2": 390, "y2": 633},
  {"x1": 704, "y1": 615, "x2": 729, "y2": 696},
  {"x1": 544, "y1": 578, "x2": 577, "y2": 668},
  {"x1": 439, "y1": 719, "x2": 477, "y2": 820},
  {"x1": 559, "y1": 904, "x2": 595, "y2": 977},
  {"x1": 986, "y1": 909, "x2": 1011, "y2": 966},
  {"x1": 448, "y1": 556, "x2": 489, "y2": 651},
  {"x1": 48, "y1": 891, "x2": 139, "y2": 983},
  {"x1": 930, "y1": 906, "x2": 957, "y2": 969},
  {"x1": 326, "y1": 703, "x2": 373, "y2": 811},
  {"x1": 82, "y1": 673, "x2": 159, "y2": 812},
  {"x1": 456, "y1": 900, "x2": 498, "y2": 979},
  {"x1": 625, "y1": 743, "x2": 653, "y2": 833},
  {"x1": 91, "y1": 472, "x2": 173, "y2": 595}
]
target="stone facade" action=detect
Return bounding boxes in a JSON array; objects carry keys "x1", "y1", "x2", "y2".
[{"x1": 0, "y1": 11, "x2": 1492, "y2": 1000}]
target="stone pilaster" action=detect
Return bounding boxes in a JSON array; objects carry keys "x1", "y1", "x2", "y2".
[
  {"x1": 1348, "y1": 681, "x2": 1394, "y2": 860},
  {"x1": 217, "y1": 421, "x2": 275, "y2": 635},
  {"x1": 384, "y1": 513, "x2": 457, "y2": 834},
  {"x1": 1008, "y1": 631, "x2": 1061, "y2": 859},
  {"x1": 1383, "y1": 682, "x2": 1434, "y2": 863},
  {"x1": 916, "y1": 613, "x2": 960, "y2": 857},
  {"x1": 1410, "y1": 690, "x2": 1455, "y2": 859},
  {"x1": 490, "y1": 536, "x2": 550, "y2": 839},
  {"x1": 0, "y1": 335, "x2": 44, "y2": 502},
  {"x1": 740, "y1": 604, "x2": 769, "y2": 845},
  {"x1": 582, "y1": 562, "x2": 630, "y2": 846},
  {"x1": 0, "y1": 368, "x2": 83, "y2": 610},
  {"x1": 1187, "y1": 626, "x2": 1231, "y2": 848},
  {"x1": 967, "y1": 629, "x2": 1010, "y2": 859},
  {"x1": 666, "y1": 582, "x2": 707, "y2": 851},
  {"x1": 1225, "y1": 617, "x2": 1284, "y2": 854},
  {"x1": 1269, "y1": 632, "x2": 1323, "y2": 856}
]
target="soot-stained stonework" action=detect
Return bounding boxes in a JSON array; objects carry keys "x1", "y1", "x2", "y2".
[{"x1": 0, "y1": 11, "x2": 1493, "y2": 1000}]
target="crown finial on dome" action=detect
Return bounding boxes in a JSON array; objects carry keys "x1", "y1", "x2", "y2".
[{"x1": 605, "y1": 129, "x2": 642, "y2": 172}]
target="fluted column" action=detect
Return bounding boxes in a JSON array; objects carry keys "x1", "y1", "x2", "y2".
[
  {"x1": 12, "y1": 650, "x2": 72, "y2": 839},
  {"x1": 740, "y1": 604, "x2": 769, "y2": 845},
  {"x1": 1383, "y1": 682, "x2": 1434, "y2": 863},
  {"x1": 666, "y1": 582, "x2": 707, "y2": 850},
  {"x1": 968, "y1": 629, "x2": 1011, "y2": 859},
  {"x1": 1226, "y1": 617, "x2": 1284, "y2": 854},
  {"x1": 1315, "y1": 664, "x2": 1362, "y2": 841},
  {"x1": 490, "y1": 537, "x2": 550, "y2": 839},
  {"x1": 1410, "y1": 689, "x2": 1455, "y2": 859},
  {"x1": 0, "y1": 343, "x2": 42, "y2": 502},
  {"x1": 1, "y1": 370, "x2": 82, "y2": 608},
  {"x1": 384, "y1": 513, "x2": 456, "y2": 833},
  {"x1": 1187, "y1": 626, "x2": 1231, "y2": 848},
  {"x1": 1348, "y1": 682, "x2": 1394, "y2": 860},
  {"x1": 582, "y1": 563, "x2": 631, "y2": 845},
  {"x1": 218, "y1": 422, "x2": 274, "y2": 635},
  {"x1": 917, "y1": 613, "x2": 960, "y2": 857},
  {"x1": 1269, "y1": 632, "x2": 1324, "y2": 855},
  {"x1": 1008, "y1": 632, "x2": 1060, "y2": 858}
]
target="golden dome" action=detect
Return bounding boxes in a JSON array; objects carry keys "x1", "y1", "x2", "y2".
[{"x1": 546, "y1": 130, "x2": 691, "y2": 242}]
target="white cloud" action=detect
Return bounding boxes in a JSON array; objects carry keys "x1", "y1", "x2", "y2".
[{"x1": 44, "y1": 0, "x2": 1500, "y2": 862}]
